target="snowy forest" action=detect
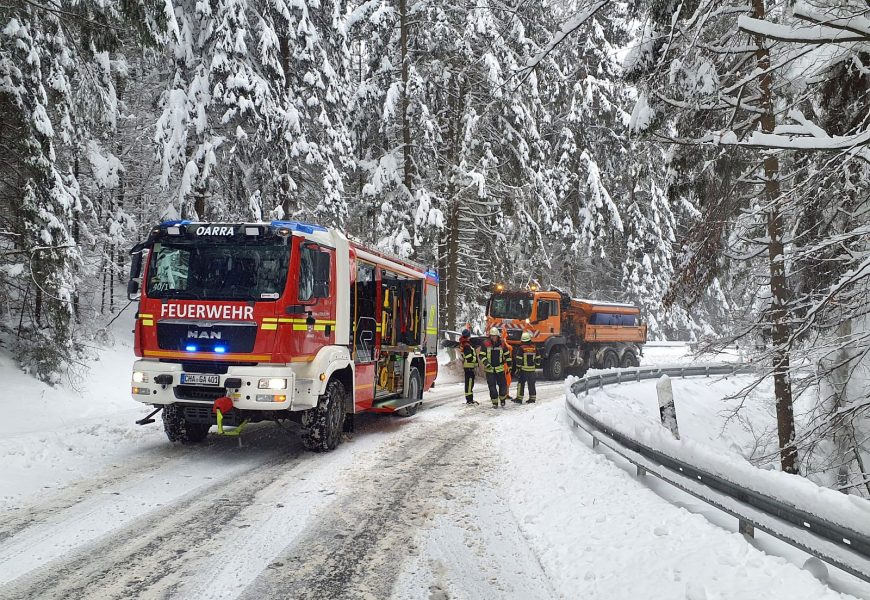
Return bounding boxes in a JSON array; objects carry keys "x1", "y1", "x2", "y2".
[{"x1": 1, "y1": 0, "x2": 869, "y2": 491}]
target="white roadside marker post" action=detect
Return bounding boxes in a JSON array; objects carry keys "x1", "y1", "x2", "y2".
[{"x1": 656, "y1": 374, "x2": 680, "y2": 440}]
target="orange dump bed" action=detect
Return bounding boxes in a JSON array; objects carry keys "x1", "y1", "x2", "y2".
[{"x1": 565, "y1": 299, "x2": 647, "y2": 344}]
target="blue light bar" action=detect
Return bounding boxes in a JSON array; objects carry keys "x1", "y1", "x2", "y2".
[
  {"x1": 160, "y1": 219, "x2": 193, "y2": 227},
  {"x1": 270, "y1": 220, "x2": 328, "y2": 234},
  {"x1": 214, "y1": 346, "x2": 227, "y2": 354},
  {"x1": 425, "y1": 269, "x2": 440, "y2": 282},
  {"x1": 185, "y1": 344, "x2": 197, "y2": 352}
]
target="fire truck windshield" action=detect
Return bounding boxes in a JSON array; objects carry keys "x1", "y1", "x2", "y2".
[
  {"x1": 145, "y1": 240, "x2": 290, "y2": 301},
  {"x1": 488, "y1": 293, "x2": 533, "y2": 319}
]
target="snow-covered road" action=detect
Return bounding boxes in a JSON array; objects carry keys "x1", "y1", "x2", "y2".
[{"x1": 1, "y1": 375, "x2": 865, "y2": 600}]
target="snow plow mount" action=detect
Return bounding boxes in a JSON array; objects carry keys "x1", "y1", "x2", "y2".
[{"x1": 135, "y1": 406, "x2": 163, "y2": 426}]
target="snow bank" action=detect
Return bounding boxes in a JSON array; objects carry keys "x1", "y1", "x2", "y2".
[
  {"x1": 567, "y1": 377, "x2": 870, "y2": 538},
  {"x1": 491, "y1": 397, "x2": 856, "y2": 599},
  {"x1": 0, "y1": 307, "x2": 165, "y2": 509}
]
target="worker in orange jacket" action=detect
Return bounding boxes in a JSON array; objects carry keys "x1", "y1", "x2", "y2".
[{"x1": 502, "y1": 327, "x2": 514, "y2": 400}]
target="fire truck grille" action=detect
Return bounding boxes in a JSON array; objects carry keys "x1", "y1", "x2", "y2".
[
  {"x1": 181, "y1": 361, "x2": 230, "y2": 374},
  {"x1": 181, "y1": 405, "x2": 244, "y2": 426},
  {"x1": 174, "y1": 385, "x2": 227, "y2": 402},
  {"x1": 157, "y1": 322, "x2": 258, "y2": 353}
]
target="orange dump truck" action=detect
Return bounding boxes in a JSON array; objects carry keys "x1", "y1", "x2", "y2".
[{"x1": 485, "y1": 288, "x2": 647, "y2": 379}]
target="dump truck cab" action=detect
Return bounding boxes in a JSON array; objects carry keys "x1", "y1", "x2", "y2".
[{"x1": 485, "y1": 287, "x2": 647, "y2": 379}]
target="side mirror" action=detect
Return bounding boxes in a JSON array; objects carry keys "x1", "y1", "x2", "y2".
[
  {"x1": 129, "y1": 251, "x2": 143, "y2": 280},
  {"x1": 127, "y1": 279, "x2": 140, "y2": 300},
  {"x1": 128, "y1": 251, "x2": 143, "y2": 300}
]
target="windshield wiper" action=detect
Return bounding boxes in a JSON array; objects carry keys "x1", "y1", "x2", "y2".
[{"x1": 149, "y1": 289, "x2": 201, "y2": 300}]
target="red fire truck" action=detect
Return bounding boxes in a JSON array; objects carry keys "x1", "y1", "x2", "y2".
[{"x1": 127, "y1": 220, "x2": 439, "y2": 451}]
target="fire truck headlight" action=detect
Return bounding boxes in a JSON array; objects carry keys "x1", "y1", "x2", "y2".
[
  {"x1": 258, "y1": 378, "x2": 287, "y2": 390},
  {"x1": 132, "y1": 371, "x2": 148, "y2": 383}
]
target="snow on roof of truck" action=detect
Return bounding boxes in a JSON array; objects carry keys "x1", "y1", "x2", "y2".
[
  {"x1": 574, "y1": 298, "x2": 640, "y2": 312},
  {"x1": 575, "y1": 298, "x2": 637, "y2": 307}
]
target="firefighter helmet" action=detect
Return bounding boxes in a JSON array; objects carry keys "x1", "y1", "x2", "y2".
[
  {"x1": 521, "y1": 331, "x2": 532, "y2": 342},
  {"x1": 461, "y1": 328, "x2": 471, "y2": 337},
  {"x1": 489, "y1": 327, "x2": 499, "y2": 336}
]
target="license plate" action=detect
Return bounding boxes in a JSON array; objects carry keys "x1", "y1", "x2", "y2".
[{"x1": 181, "y1": 373, "x2": 220, "y2": 386}]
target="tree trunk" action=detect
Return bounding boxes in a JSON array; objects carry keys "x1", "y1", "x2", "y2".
[
  {"x1": 753, "y1": 0, "x2": 798, "y2": 474},
  {"x1": 398, "y1": 0, "x2": 413, "y2": 194},
  {"x1": 72, "y1": 152, "x2": 80, "y2": 322},
  {"x1": 194, "y1": 186, "x2": 206, "y2": 221},
  {"x1": 444, "y1": 201, "x2": 460, "y2": 331}
]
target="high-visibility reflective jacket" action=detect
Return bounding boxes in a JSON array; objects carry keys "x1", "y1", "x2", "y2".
[
  {"x1": 460, "y1": 338, "x2": 477, "y2": 368},
  {"x1": 514, "y1": 343, "x2": 541, "y2": 372},
  {"x1": 480, "y1": 339, "x2": 512, "y2": 373}
]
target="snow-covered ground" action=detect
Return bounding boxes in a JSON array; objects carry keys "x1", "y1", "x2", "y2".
[{"x1": 1, "y1": 328, "x2": 867, "y2": 598}]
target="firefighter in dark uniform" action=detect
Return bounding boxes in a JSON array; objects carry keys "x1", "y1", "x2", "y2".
[
  {"x1": 480, "y1": 327, "x2": 512, "y2": 408},
  {"x1": 459, "y1": 329, "x2": 478, "y2": 404},
  {"x1": 512, "y1": 331, "x2": 541, "y2": 403}
]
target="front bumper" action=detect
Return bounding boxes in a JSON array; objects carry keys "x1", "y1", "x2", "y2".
[{"x1": 130, "y1": 360, "x2": 318, "y2": 411}]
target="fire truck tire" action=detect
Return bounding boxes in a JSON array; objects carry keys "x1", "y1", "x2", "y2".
[
  {"x1": 396, "y1": 367, "x2": 423, "y2": 417},
  {"x1": 302, "y1": 379, "x2": 346, "y2": 452},
  {"x1": 162, "y1": 405, "x2": 210, "y2": 444},
  {"x1": 602, "y1": 349, "x2": 620, "y2": 369},
  {"x1": 620, "y1": 349, "x2": 639, "y2": 368},
  {"x1": 543, "y1": 348, "x2": 567, "y2": 380}
]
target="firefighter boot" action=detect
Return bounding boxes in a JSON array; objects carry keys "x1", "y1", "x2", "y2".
[
  {"x1": 500, "y1": 396, "x2": 506, "y2": 407},
  {"x1": 528, "y1": 396, "x2": 536, "y2": 403}
]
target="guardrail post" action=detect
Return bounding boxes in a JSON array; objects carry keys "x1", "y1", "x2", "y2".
[
  {"x1": 637, "y1": 465, "x2": 646, "y2": 477},
  {"x1": 616, "y1": 371, "x2": 621, "y2": 384},
  {"x1": 635, "y1": 369, "x2": 640, "y2": 382},
  {"x1": 739, "y1": 519, "x2": 754, "y2": 538},
  {"x1": 656, "y1": 375, "x2": 680, "y2": 440},
  {"x1": 592, "y1": 436, "x2": 599, "y2": 448}
]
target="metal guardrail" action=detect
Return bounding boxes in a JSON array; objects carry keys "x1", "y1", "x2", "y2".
[
  {"x1": 566, "y1": 365, "x2": 870, "y2": 584},
  {"x1": 572, "y1": 364, "x2": 750, "y2": 395}
]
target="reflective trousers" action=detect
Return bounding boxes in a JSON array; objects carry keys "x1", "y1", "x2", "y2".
[
  {"x1": 464, "y1": 368, "x2": 476, "y2": 402},
  {"x1": 485, "y1": 371, "x2": 507, "y2": 405},
  {"x1": 517, "y1": 370, "x2": 537, "y2": 402}
]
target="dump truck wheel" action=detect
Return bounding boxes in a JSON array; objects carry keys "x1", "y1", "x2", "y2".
[
  {"x1": 620, "y1": 350, "x2": 639, "y2": 368},
  {"x1": 302, "y1": 379, "x2": 346, "y2": 452},
  {"x1": 162, "y1": 405, "x2": 210, "y2": 444},
  {"x1": 602, "y1": 349, "x2": 620, "y2": 369},
  {"x1": 544, "y1": 348, "x2": 567, "y2": 380}
]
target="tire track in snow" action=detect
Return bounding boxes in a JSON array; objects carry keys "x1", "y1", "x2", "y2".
[
  {"x1": 237, "y1": 419, "x2": 487, "y2": 600},
  {"x1": 0, "y1": 421, "x2": 295, "y2": 545},
  {"x1": 0, "y1": 449, "x2": 305, "y2": 600},
  {"x1": 0, "y1": 381, "x2": 566, "y2": 600}
]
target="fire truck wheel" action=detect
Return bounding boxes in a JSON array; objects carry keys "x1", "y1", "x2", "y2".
[
  {"x1": 302, "y1": 379, "x2": 346, "y2": 452},
  {"x1": 396, "y1": 367, "x2": 423, "y2": 417},
  {"x1": 602, "y1": 349, "x2": 620, "y2": 369},
  {"x1": 543, "y1": 349, "x2": 566, "y2": 380},
  {"x1": 162, "y1": 405, "x2": 210, "y2": 444},
  {"x1": 620, "y1": 350, "x2": 639, "y2": 368}
]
